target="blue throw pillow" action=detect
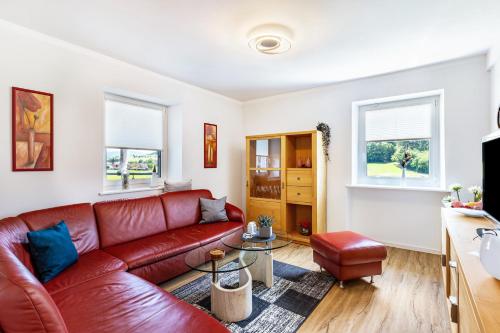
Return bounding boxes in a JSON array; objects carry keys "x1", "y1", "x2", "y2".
[{"x1": 27, "y1": 221, "x2": 78, "y2": 283}]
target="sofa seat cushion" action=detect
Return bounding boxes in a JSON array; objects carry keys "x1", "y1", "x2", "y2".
[
  {"x1": 104, "y1": 230, "x2": 201, "y2": 269},
  {"x1": 310, "y1": 231, "x2": 387, "y2": 266},
  {"x1": 44, "y1": 249, "x2": 127, "y2": 294},
  {"x1": 52, "y1": 272, "x2": 228, "y2": 333},
  {"x1": 189, "y1": 221, "x2": 244, "y2": 245}
]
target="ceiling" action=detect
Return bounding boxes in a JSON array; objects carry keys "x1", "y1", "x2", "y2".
[{"x1": 1, "y1": 0, "x2": 499, "y2": 101}]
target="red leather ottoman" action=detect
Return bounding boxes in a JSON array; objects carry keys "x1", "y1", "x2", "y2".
[{"x1": 310, "y1": 231, "x2": 387, "y2": 288}]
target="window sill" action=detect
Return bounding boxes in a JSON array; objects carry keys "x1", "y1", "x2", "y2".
[
  {"x1": 346, "y1": 184, "x2": 450, "y2": 193},
  {"x1": 99, "y1": 185, "x2": 164, "y2": 196}
]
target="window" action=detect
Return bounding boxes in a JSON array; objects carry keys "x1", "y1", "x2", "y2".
[
  {"x1": 352, "y1": 90, "x2": 444, "y2": 189},
  {"x1": 104, "y1": 94, "x2": 166, "y2": 190}
]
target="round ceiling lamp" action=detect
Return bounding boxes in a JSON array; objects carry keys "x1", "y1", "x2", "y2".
[{"x1": 248, "y1": 24, "x2": 293, "y2": 55}]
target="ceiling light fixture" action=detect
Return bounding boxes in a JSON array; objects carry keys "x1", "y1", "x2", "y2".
[{"x1": 248, "y1": 24, "x2": 293, "y2": 55}]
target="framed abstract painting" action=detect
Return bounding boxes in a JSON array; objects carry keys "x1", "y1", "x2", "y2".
[
  {"x1": 12, "y1": 87, "x2": 54, "y2": 171},
  {"x1": 204, "y1": 123, "x2": 217, "y2": 168}
]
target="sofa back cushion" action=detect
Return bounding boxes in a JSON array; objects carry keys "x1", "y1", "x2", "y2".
[
  {"x1": 0, "y1": 247, "x2": 69, "y2": 333},
  {"x1": 94, "y1": 196, "x2": 167, "y2": 248},
  {"x1": 0, "y1": 217, "x2": 34, "y2": 273},
  {"x1": 160, "y1": 189, "x2": 213, "y2": 230},
  {"x1": 19, "y1": 203, "x2": 99, "y2": 256}
]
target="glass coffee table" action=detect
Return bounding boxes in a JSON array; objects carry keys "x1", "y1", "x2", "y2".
[
  {"x1": 185, "y1": 248, "x2": 257, "y2": 322},
  {"x1": 222, "y1": 234, "x2": 292, "y2": 288}
]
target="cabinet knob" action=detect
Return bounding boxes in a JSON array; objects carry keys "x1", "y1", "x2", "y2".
[
  {"x1": 449, "y1": 260, "x2": 457, "y2": 269},
  {"x1": 297, "y1": 192, "x2": 301, "y2": 195},
  {"x1": 297, "y1": 177, "x2": 301, "y2": 181}
]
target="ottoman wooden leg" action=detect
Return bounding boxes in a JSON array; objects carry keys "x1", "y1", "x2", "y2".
[{"x1": 370, "y1": 276, "x2": 374, "y2": 284}]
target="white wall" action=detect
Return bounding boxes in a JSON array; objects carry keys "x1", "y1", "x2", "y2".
[
  {"x1": 489, "y1": 57, "x2": 500, "y2": 132},
  {"x1": 243, "y1": 56, "x2": 491, "y2": 253},
  {"x1": 0, "y1": 21, "x2": 243, "y2": 217}
]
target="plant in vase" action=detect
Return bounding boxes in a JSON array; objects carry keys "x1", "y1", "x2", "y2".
[
  {"x1": 399, "y1": 149, "x2": 412, "y2": 181},
  {"x1": 449, "y1": 183, "x2": 464, "y2": 207},
  {"x1": 465, "y1": 186, "x2": 483, "y2": 210},
  {"x1": 299, "y1": 220, "x2": 311, "y2": 236},
  {"x1": 441, "y1": 195, "x2": 453, "y2": 208},
  {"x1": 257, "y1": 215, "x2": 273, "y2": 238}
]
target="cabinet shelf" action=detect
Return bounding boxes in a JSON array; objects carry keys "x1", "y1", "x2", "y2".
[{"x1": 288, "y1": 231, "x2": 310, "y2": 244}]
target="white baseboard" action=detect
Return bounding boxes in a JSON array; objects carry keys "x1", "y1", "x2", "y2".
[{"x1": 381, "y1": 241, "x2": 441, "y2": 255}]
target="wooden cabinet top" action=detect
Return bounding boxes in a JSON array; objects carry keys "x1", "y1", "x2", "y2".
[
  {"x1": 442, "y1": 208, "x2": 500, "y2": 332},
  {"x1": 246, "y1": 130, "x2": 320, "y2": 139}
]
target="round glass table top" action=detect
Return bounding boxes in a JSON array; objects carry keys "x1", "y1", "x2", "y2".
[
  {"x1": 221, "y1": 233, "x2": 292, "y2": 251},
  {"x1": 184, "y1": 248, "x2": 257, "y2": 273}
]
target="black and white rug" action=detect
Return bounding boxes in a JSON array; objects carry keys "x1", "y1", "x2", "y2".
[{"x1": 171, "y1": 260, "x2": 335, "y2": 333}]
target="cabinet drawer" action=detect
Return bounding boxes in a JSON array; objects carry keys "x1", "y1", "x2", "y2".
[
  {"x1": 458, "y1": 267, "x2": 481, "y2": 333},
  {"x1": 287, "y1": 170, "x2": 313, "y2": 186},
  {"x1": 450, "y1": 244, "x2": 458, "y2": 298},
  {"x1": 287, "y1": 186, "x2": 312, "y2": 204}
]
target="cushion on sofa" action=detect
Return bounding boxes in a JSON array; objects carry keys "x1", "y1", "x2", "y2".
[
  {"x1": 51, "y1": 271, "x2": 229, "y2": 333},
  {"x1": 19, "y1": 203, "x2": 99, "y2": 255},
  {"x1": 27, "y1": 221, "x2": 79, "y2": 283},
  {"x1": 94, "y1": 196, "x2": 167, "y2": 247},
  {"x1": 200, "y1": 196, "x2": 229, "y2": 224},
  {"x1": 0, "y1": 217, "x2": 34, "y2": 272},
  {"x1": 188, "y1": 221, "x2": 244, "y2": 245},
  {"x1": 44, "y1": 249, "x2": 127, "y2": 294},
  {"x1": 160, "y1": 189, "x2": 212, "y2": 230},
  {"x1": 0, "y1": 248, "x2": 69, "y2": 333},
  {"x1": 103, "y1": 230, "x2": 200, "y2": 269}
]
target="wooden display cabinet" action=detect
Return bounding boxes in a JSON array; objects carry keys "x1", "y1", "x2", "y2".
[{"x1": 245, "y1": 130, "x2": 327, "y2": 244}]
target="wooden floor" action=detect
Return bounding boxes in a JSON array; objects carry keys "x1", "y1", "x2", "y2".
[{"x1": 161, "y1": 244, "x2": 451, "y2": 333}]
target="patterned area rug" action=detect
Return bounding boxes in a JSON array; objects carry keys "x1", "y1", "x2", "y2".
[{"x1": 171, "y1": 260, "x2": 335, "y2": 333}]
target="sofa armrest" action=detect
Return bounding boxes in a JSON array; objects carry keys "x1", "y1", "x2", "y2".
[{"x1": 225, "y1": 203, "x2": 245, "y2": 223}]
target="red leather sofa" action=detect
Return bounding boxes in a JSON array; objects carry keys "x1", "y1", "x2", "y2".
[{"x1": 0, "y1": 189, "x2": 243, "y2": 333}]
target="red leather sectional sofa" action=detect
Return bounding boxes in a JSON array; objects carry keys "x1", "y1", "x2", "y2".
[{"x1": 0, "y1": 189, "x2": 244, "y2": 333}]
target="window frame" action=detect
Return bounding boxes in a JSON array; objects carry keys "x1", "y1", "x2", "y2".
[
  {"x1": 102, "y1": 93, "x2": 167, "y2": 191},
  {"x1": 351, "y1": 90, "x2": 445, "y2": 189}
]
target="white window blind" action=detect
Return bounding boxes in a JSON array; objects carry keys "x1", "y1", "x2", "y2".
[
  {"x1": 105, "y1": 96, "x2": 164, "y2": 150},
  {"x1": 365, "y1": 103, "x2": 433, "y2": 142}
]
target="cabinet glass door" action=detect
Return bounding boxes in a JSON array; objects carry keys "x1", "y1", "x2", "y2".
[
  {"x1": 248, "y1": 137, "x2": 282, "y2": 200},
  {"x1": 249, "y1": 138, "x2": 281, "y2": 169},
  {"x1": 249, "y1": 170, "x2": 282, "y2": 200}
]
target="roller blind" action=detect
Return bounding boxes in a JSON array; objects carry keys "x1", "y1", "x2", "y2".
[
  {"x1": 365, "y1": 102, "x2": 433, "y2": 142},
  {"x1": 105, "y1": 96, "x2": 164, "y2": 150}
]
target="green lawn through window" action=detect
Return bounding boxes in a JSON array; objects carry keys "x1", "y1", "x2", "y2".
[{"x1": 367, "y1": 162, "x2": 427, "y2": 178}]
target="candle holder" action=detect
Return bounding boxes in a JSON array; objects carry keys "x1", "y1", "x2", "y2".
[{"x1": 209, "y1": 248, "x2": 225, "y2": 282}]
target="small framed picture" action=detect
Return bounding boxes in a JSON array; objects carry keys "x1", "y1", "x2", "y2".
[
  {"x1": 12, "y1": 87, "x2": 54, "y2": 171},
  {"x1": 204, "y1": 123, "x2": 217, "y2": 168}
]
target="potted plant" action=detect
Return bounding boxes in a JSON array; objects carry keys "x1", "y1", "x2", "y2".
[
  {"x1": 299, "y1": 220, "x2": 311, "y2": 236},
  {"x1": 258, "y1": 215, "x2": 273, "y2": 238},
  {"x1": 441, "y1": 195, "x2": 453, "y2": 208},
  {"x1": 465, "y1": 186, "x2": 483, "y2": 210},
  {"x1": 449, "y1": 183, "x2": 464, "y2": 207},
  {"x1": 316, "y1": 122, "x2": 331, "y2": 161},
  {"x1": 399, "y1": 150, "x2": 412, "y2": 180}
]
